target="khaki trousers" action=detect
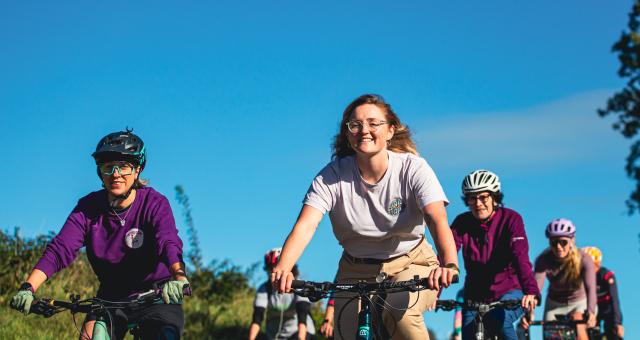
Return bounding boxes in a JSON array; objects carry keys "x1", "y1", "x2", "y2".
[{"x1": 334, "y1": 239, "x2": 440, "y2": 340}]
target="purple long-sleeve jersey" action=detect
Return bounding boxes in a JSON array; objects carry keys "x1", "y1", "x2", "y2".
[
  {"x1": 35, "y1": 187, "x2": 184, "y2": 299},
  {"x1": 451, "y1": 207, "x2": 540, "y2": 302}
]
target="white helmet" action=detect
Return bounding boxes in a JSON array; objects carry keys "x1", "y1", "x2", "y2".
[
  {"x1": 462, "y1": 170, "x2": 501, "y2": 194},
  {"x1": 545, "y1": 218, "x2": 576, "y2": 238}
]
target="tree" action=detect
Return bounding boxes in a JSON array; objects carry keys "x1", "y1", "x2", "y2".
[
  {"x1": 599, "y1": 0, "x2": 640, "y2": 214},
  {"x1": 175, "y1": 185, "x2": 204, "y2": 273}
]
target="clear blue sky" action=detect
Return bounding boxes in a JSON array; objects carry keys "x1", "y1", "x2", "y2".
[{"x1": 1, "y1": 1, "x2": 637, "y2": 338}]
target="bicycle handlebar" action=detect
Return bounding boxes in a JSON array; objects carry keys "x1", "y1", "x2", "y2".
[
  {"x1": 30, "y1": 284, "x2": 191, "y2": 318},
  {"x1": 435, "y1": 299, "x2": 521, "y2": 312},
  {"x1": 292, "y1": 275, "x2": 458, "y2": 302}
]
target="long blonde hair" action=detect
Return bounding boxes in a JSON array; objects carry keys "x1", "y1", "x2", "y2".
[
  {"x1": 549, "y1": 241, "x2": 583, "y2": 289},
  {"x1": 332, "y1": 94, "x2": 417, "y2": 159}
]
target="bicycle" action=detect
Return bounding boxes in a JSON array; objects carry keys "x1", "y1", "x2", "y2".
[
  {"x1": 520, "y1": 312, "x2": 598, "y2": 340},
  {"x1": 436, "y1": 298, "x2": 522, "y2": 340},
  {"x1": 29, "y1": 284, "x2": 190, "y2": 340},
  {"x1": 291, "y1": 274, "x2": 458, "y2": 340}
]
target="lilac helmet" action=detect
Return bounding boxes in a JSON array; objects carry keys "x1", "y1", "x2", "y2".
[{"x1": 545, "y1": 218, "x2": 576, "y2": 238}]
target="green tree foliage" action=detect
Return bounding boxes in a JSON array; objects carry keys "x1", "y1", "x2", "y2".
[
  {"x1": 599, "y1": 0, "x2": 640, "y2": 214},
  {"x1": 175, "y1": 185, "x2": 204, "y2": 273}
]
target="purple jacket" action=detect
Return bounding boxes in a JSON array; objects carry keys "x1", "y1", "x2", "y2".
[
  {"x1": 35, "y1": 187, "x2": 184, "y2": 299},
  {"x1": 451, "y1": 207, "x2": 539, "y2": 302}
]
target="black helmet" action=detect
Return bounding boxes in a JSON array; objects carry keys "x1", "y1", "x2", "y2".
[{"x1": 92, "y1": 129, "x2": 146, "y2": 170}]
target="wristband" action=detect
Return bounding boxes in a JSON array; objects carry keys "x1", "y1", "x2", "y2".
[
  {"x1": 443, "y1": 263, "x2": 460, "y2": 272},
  {"x1": 19, "y1": 282, "x2": 34, "y2": 293}
]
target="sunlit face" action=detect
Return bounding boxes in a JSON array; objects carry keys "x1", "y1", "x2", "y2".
[
  {"x1": 465, "y1": 191, "x2": 496, "y2": 221},
  {"x1": 549, "y1": 237, "x2": 574, "y2": 259},
  {"x1": 346, "y1": 104, "x2": 395, "y2": 157},
  {"x1": 99, "y1": 161, "x2": 140, "y2": 198}
]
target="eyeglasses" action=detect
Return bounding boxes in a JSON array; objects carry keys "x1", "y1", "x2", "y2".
[
  {"x1": 99, "y1": 162, "x2": 135, "y2": 176},
  {"x1": 346, "y1": 119, "x2": 389, "y2": 133},
  {"x1": 549, "y1": 239, "x2": 570, "y2": 247},
  {"x1": 465, "y1": 193, "x2": 492, "y2": 205}
]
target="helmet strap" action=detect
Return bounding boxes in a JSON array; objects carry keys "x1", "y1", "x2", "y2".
[{"x1": 108, "y1": 186, "x2": 135, "y2": 208}]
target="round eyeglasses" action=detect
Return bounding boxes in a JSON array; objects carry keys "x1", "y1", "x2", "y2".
[{"x1": 346, "y1": 120, "x2": 389, "y2": 133}]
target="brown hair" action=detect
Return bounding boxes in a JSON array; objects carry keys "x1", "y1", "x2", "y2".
[{"x1": 331, "y1": 94, "x2": 417, "y2": 159}]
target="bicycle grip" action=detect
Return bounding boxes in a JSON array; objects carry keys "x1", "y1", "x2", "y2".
[{"x1": 291, "y1": 280, "x2": 306, "y2": 288}]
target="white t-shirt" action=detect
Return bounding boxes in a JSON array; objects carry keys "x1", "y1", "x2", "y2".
[{"x1": 303, "y1": 150, "x2": 448, "y2": 259}]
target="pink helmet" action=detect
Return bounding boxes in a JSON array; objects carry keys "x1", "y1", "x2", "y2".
[{"x1": 545, "y1": 218, "x2": 576, "y2": 238}]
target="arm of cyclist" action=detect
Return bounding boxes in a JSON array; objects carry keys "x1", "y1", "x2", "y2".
[
  {"x1": 271, "y1": 205, "x2": 323, "y2": 293},
  {"x1": 582, "y1": 253, "x2": 597, "y2": 328},
  {"x1": 248, "y1": 306, "x2": 265, "y2": 340},
  {"x1": 296, "y1": 300, "x2": 310, "y2": 340},
  {"x1": 321, "y1": 303, "x2": 335, "y2": 338},
  {"x1": 10, "y1": 269, "x2": 48, "y2": 315},
  {"x1": 506, "y1": 215, "x2": 540, "y2": 310},
  {"x1": 161, "y1": 262, "x2": 190, "y2": 304},
  {"x1": 11, "y1": 208, "x2": 88, "y2": 315},
  {"x1": 424, "y1": 201, "x2": 459, "y2": 290},
  {"x1": 607, "y1": 271, "x2": 624, "y2": 336}
]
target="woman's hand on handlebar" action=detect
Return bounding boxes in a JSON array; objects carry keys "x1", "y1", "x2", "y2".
[
  {"x1": 521, "y1": 294, "x2": 537, "y2": 311},
  {"x1": 586, "y1": 311, "x2": 596, "y2": 328},
  {"x1": 270, "y1": 266, "x2": 295, "y2": 293},
  {"x1": 427, "y1": 266, "x2": 458, "y2": 290}
]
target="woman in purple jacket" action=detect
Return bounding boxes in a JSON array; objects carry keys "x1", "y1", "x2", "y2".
[
  {"x1": 450, "y1": 170, "x2": 539, "y2": 340},
  {"x1": 10, "y1": 130, "x2": 189, "y2": 339}
]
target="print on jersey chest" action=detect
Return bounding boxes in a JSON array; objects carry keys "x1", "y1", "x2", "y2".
[
  {"x1": 125, "y1": 228, "x2": 144, "y2": 249},
  {"x1": 387, "y1": 197, "x2": 404, "y2": 216}
]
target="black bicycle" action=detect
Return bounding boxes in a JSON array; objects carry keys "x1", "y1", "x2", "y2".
[
  {"x1": 520, "y1": 312, "x2": 598, "y2": 340},
  {"x1": 30, "y1": 284, "x2": 190, "y2": 340},
  {"x1": 436, "y1": 298, "x2": 522, "y2": 340},
  {"x1": 292, "y1": 275, "x2": 457, "y2": 340}
]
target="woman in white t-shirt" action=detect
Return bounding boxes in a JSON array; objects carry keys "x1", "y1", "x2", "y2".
[{"x1": 271, "y1": 94, "x2": 459, "y2": 340}]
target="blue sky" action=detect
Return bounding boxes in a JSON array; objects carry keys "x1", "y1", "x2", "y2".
[{"x1": 1, "y1": 1, "x2": 637, "y2": 338}]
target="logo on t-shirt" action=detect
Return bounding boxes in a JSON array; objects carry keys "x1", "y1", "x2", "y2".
[
  {"x1": 387, "y1": 198, "x2": 404, "y2": 215},
  {"x1": 125, "y1": 228, "x2": 144, "y2": 249}
]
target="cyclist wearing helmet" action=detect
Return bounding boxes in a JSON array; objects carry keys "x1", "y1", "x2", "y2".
[
  {"x1": 271, "y1": 94, "x2": 459, "y2": 339},
  {"x1": 10, "y1": 130, "x2": 188, "y2": 339},
  {"x1": 522, "y1": 218, "x2": 597, "y2": 340},
  {"x1": 450, "y1": 170, "x2": 539, "y2": 340},
  {"x1": 582, "y1": 246, "x2": 624, "y2": 339},
  {"x1": 249, "y1": 248, "x2": 315, "y2": 340}
]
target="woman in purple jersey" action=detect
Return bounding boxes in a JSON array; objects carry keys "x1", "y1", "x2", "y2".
[
  {"x1": 450, "y1": 170, "x2": 539, "y2": 340},
  {"x1": 10, "y1": 130, "x2": 189, "y2": 339}
]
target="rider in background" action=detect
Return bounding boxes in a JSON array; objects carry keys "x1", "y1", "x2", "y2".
[
  {"x1": 271, "y1": 94, "x2": 459, "y2": 339},
  {"x1": 10, "y1": 130, "x2": 188, "y2": 339},
  {"x1": 450, "y1": 170, "x2": 539, "y2": 340},
  {"x1": 582, "y1": 246, "x2": 624, "y2": 339},
  {"x1": 249, "y1": 248, "x2": 315, "y2": 340},
  {"x1": 523, "y1": 218, "x2": 596, "y2": 340}
]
